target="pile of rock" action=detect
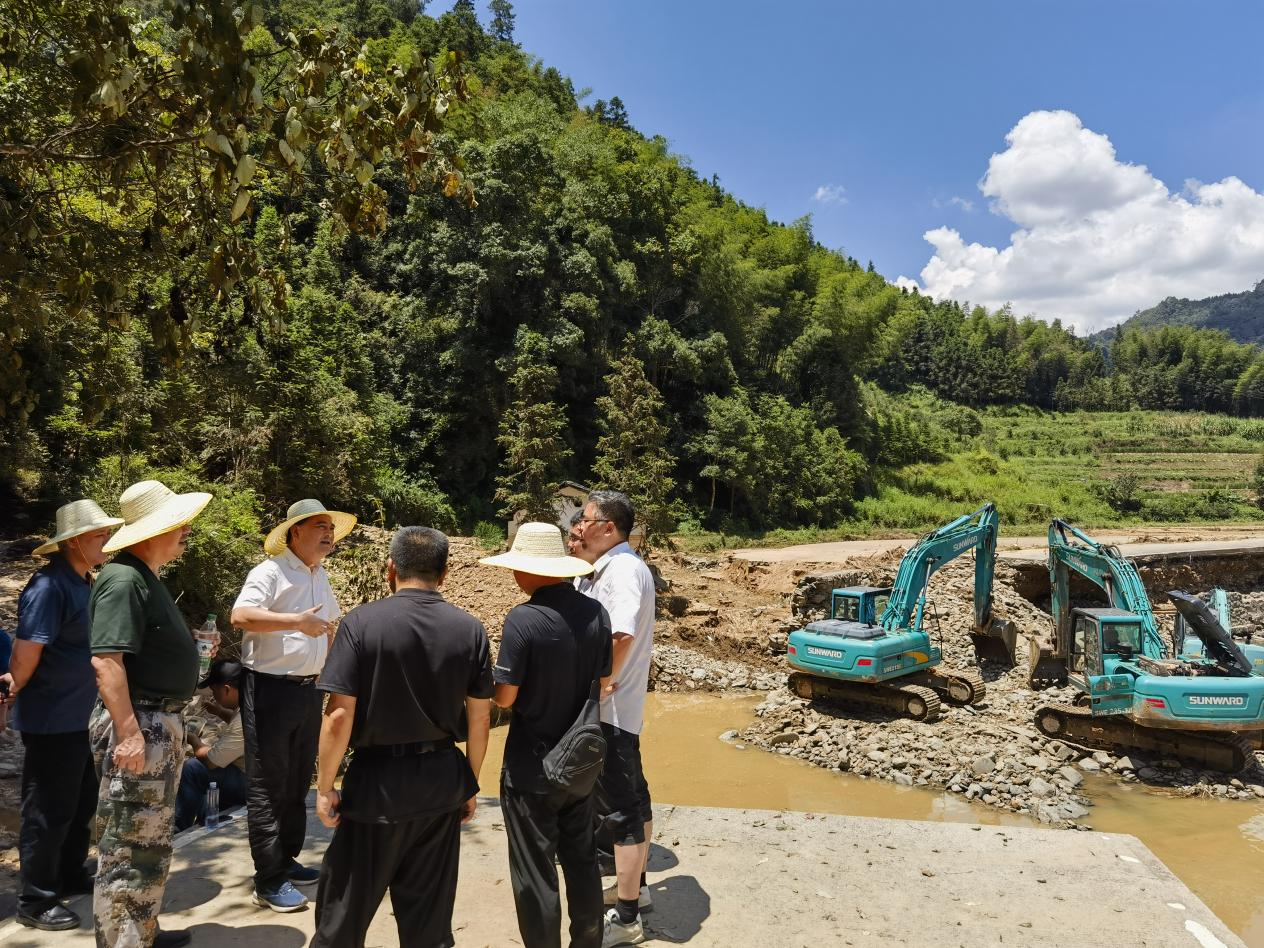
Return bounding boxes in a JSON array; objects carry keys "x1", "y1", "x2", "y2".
[
  {"x1": 651, "y1": 643, "x2": 782, "y2": 693},
  {"x1": 742, "y1": 684, "x2": 1103, "y2": 825},
  {"x1": 1223, "y1": 589, "x2": 1264, "y2": 642}
]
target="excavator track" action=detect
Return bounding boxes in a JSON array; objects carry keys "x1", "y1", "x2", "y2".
[
  {"x1": 789, "y1": 673, "x2": 943, "y2": 722},
  {"x1": 1033, "y1": 703, "x2": 1257, "y2": 773},
  {"x1": 909, "y1": 666, "x2": 986, "y2": 706}
]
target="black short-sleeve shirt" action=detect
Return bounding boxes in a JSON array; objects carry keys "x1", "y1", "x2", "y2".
[
  {"x1": 494, "y1": 582, "x2": 612, "y2": 791},
  {"x1": 318, "y1": 588, "x2": 494, "y2": 822}
]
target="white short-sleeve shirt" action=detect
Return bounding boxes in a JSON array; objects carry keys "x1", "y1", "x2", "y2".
[
  {"x1": 233, "y1": 549, "x2": 341, "y2": 677},
  {"x1": 575, "y1": 541, "x2": 655, "y2": 734}
]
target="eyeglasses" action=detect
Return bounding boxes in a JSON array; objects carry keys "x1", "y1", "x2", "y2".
[{"x1": 575, "y1": 517, "x2": 611, "y2": 527}]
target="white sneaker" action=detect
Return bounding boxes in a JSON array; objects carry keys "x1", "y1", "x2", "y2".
[
  {"x1": 602, "y1": 881, "x2": 652, "y2": 910},
  {"x1": 601, "y1": 907, "x2": 645, "y2": 947}
]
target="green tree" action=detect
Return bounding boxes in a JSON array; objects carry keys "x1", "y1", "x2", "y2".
[
  {"x1": 495, "y1": 329, "x2": 572, "y2": 521},
  {"x1": 489, "y1": 0, "x2": 515, "y2": 41},
  {"x1": 0, "y1": 0, "x2": 472, "y2": 427},
  {"x1": 592, "y1": 342, "x2": 680, "y2": 548}
]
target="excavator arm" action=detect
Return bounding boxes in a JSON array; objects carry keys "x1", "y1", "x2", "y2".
[
  {"x1": 877, "y1": 503, "x2": 1013, "y2": 661},
  {"x1": 1029, "y1": 519, "x2": 1165, "y2": 686}
]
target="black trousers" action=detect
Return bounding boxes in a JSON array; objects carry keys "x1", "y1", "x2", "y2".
[
  {"x1": 501, "y1": 773, "x2": 603, "y2": 948},
  {"x1": 18, "y1": 730, "x2": 96, "y2": 911},
  {"x1": 242, "y1": 670, "x2": 322, "y2": 888},
  {"x1": 311, "y1": 809, "x2": 462, "y2": 948},
  {"x1": 597, "y1": 724, "x2": 651, "y2": 846}
]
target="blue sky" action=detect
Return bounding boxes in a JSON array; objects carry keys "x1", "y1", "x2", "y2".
[{"x1": 444, "y1": 1, "x2": 1264, "y2": 331}]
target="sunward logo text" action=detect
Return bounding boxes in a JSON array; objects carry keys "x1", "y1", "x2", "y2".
[
  {"x1": 1188, "y1": 695, "x2": 1246, "y2": 707},
  {"x1": 806, "y1": 646, "x2": 843, "y2": 659}
]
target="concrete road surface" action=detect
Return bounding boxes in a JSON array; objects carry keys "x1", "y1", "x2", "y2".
[{"x1": 0, "y1": 797, "x2": 1242, "y2": 947}]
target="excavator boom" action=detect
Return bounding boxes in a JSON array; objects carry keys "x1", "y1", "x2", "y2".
[
  {"x1": 1030, "y1": 519, "x2": 1165, "y2": 685},
  {"x1": 879, "y1": 502, "x2": 1014, "y2": 662}
]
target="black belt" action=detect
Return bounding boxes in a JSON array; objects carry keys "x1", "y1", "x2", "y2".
[
  {"x1": 133, "y1": 698, "x2": 187, "y2": 713},
  {"x1": 356, "y1": 739, "x2": 455, "y2": 758},
  {"x1": 250, "y1": 669, "x2": 319, "y2": 685}
]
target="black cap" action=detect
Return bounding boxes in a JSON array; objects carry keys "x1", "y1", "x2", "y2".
[{"x1": 199, "y1": 659, "x2": 243, "y2": 690}]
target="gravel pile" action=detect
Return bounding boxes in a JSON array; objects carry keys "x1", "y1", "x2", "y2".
[
  {"x1": 745, "y1": 560, "x2": 1264, "y2": 825},
  {"x1": 651, "y1": 643, "x2": 782, "y2": 693}
]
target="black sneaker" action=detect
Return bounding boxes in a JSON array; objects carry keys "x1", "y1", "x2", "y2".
[
  {"x1": 17, "y1": 903, "x2": 80, "y2": 932},
  {"x1": 154, "y1": 928, "x2": 192, "y2": 947}
]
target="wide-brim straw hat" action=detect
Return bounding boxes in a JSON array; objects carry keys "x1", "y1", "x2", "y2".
[
  {"x1": 479, "y1": 521, "x2": 594, "y2": 578},
  {"x1": 102, "y1": 480, "x2": 213, "y2": 554},
  {"x1": 33, "y1": 500, "x2": 125, "y2": 556},
  {"x1": 264, "y1": 499, "x2": 357, "y2": 556}
]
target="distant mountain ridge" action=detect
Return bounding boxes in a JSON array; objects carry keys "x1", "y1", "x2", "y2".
[{"x1": 1092, "y1": 280, "x2": 1264, "y2": 344}]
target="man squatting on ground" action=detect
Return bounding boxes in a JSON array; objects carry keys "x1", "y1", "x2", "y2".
[
  {"x1": 311, "y1": 526, "x2": 493, "y2": 948},
  {"x1": 230, "y1": 500, "x2": 355, "y2": 912},
  {"x1": 89, "y1": 480, "x2": 213, "y2": 948},
  {"x1": 573, "y1": 490, "x2": 658, "y2": 947},
  {"x1": 6, "y1": 500, "x2": 122, "y2": 932},
  {"x1": 175, "y1": 659, "x2": 247, "y2": 832},
  {"x1": 482, "y1": 522, "x2": 613, "y2": 948}
]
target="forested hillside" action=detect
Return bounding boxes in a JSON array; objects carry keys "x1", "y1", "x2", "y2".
[
  {"x1": 5, "y1": 0, "x2": 1264, "y2": 563},
  {"x1": 1093, "y1": 281, "x2": 1264, "y2": 346}
]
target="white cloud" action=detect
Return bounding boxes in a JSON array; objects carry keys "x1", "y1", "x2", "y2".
[
  {"x1": 932, "y1": 196, "x2": 975, "y2": 212},
  {"x1": 898, "y1": 110, "x2": 1264, "y2": 333},
  {"x1": 813, "y1": 183, "x2": 847, "y2": 204}
]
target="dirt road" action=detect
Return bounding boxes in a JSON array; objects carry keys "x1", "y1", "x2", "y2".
[{"x1": 732, "y1": 524, "x2": 1264, "y2": 564}]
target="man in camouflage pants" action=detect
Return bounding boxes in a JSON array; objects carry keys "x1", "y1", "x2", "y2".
[
  {"x1": 90, "y1": 703, "x2": 185, "y2": 945},
  {"x1": 89, "y1": 480, "x2": 210, "y2": 948}
]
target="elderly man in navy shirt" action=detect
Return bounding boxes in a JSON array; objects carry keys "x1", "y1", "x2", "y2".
[{"x1": 4, "y1": 501, "x2": 121, "y2": 932}]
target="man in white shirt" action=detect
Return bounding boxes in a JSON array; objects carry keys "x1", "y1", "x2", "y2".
[
  {"x1": 573, "y1": 490, "x2": 656, "y2": 948},
  {"x1": 231, "y1": 500, "x2": 355, "y2": 913}
]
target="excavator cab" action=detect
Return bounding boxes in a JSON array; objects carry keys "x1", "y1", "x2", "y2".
[
  {"x1": 830, "y1": 587, "x2": 890, "y2": 626},
  {"x1": 1068, "y1": 608, "x2": 1140, "y2": 715}
]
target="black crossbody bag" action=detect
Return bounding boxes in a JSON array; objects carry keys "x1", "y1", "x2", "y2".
[{"x1": 541, "y1": 671, "x2": 607, "y2": 795}]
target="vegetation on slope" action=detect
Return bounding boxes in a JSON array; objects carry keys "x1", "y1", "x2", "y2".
[
  {"x1": 3, "y1": 0, "x2": 1264, "y2": 607},
  {"x1": 1094, "y1": 281, "x2": 1264, "y2": 346}
]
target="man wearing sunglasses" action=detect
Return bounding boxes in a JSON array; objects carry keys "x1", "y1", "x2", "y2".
[{"x1": 572, "y1": 491, "x2": 656, "y2": 947}]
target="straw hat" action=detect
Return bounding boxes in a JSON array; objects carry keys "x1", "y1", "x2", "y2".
[
  {"x1": 478, "y1": 522, "x2": 594, "y2": 578},
  {"x1": 264, "y1": 499, "x2": 357, "y2": 556},
  {"x1": 33, "y1": 500, "x2": 125, "y2": 556},
  {"x1": 102, "y1": 480, "x2": 213, "y2": 554}
]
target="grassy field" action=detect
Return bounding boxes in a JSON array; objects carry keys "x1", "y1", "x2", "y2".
[{"x1": 677, "y1": 408, "x2": 1264, "y2": 550}]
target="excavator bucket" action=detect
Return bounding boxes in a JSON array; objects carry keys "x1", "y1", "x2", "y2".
[
  {"x1": 970, "y1": 618, "x2": 1017, "y2": 665},
  {"x1": 1027, "y1": 636, "x2": 1068, "y2": 688}
]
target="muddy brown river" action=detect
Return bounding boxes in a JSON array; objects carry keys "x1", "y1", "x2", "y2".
[{"x1": 480, "y1": 692, "x2": 1264, "y2": 946}]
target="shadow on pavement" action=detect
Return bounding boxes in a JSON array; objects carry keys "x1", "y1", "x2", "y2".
[
  {"x1": 647, "y1": 842, "x2": 680, "y2": 872},
  {"x1": 184, "y1": 922, "x2": 308, "y2": 947},
  {"x1": 642, "y1": 874, "x2": 710, "y2": 943}
]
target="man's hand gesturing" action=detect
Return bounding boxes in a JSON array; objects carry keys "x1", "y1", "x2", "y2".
[{"x1": 295, "y1": 605, "x2": 331, "y2": 638}]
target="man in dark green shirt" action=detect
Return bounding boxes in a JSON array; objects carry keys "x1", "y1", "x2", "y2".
[{"x1": 88, "y1": 480, "x2": 210, "y2": 948}]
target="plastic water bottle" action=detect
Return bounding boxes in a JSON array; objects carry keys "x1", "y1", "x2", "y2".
[
  {"x1": 195, "y1": 615, "x2": 219, "y2": 676},
  {"x1": 205, "y1": 782, "x2": 220, "y2": 829}
]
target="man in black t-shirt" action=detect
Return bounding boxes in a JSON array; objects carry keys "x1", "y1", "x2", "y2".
[
  {"x1": 481, "y1": 522, "x2": 612, "y2": 948},
  {"x1": 311, "y1": 527, "x2": 493, "y2": 948}
]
